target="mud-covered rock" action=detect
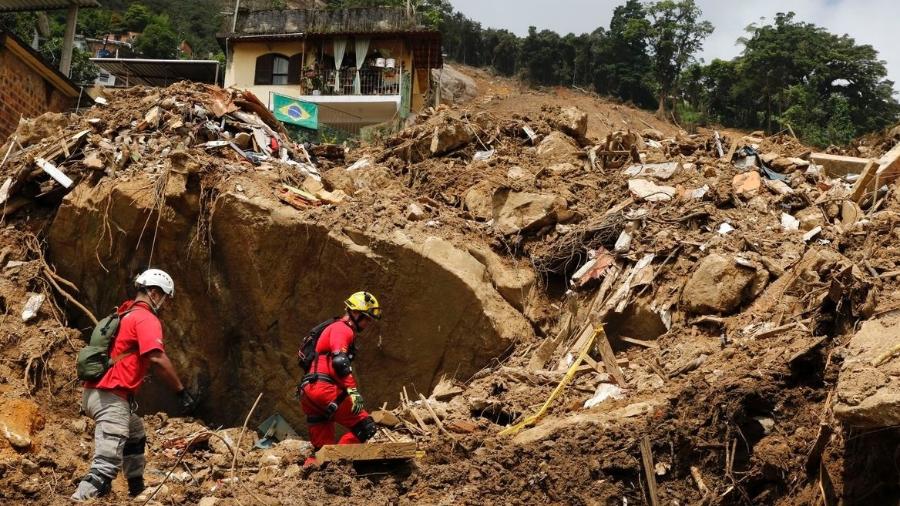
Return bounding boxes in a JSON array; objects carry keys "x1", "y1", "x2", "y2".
[
  {"x1": 492, "y1": 188, "x2": 570, "y2": 236},
  {"x1": 835, "y1": 311, "x2": 900, "y2": 428},
  {"x1": 433, "y1": 64, "x2": 478, "y2": 105},
  {"x1": 681, "y1": 254, "x2": 768, "y2": 314},
  {"x1": 537, "y1": 131, "x2": 581, "y2": 162},
  {"x1": 551, "y1": 107, "x2": 588, "y2": 140}
]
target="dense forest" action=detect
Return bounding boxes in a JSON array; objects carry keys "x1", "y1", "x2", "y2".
[{"x1": 2, "y1": 0, "x2": 897, "y2": 147}]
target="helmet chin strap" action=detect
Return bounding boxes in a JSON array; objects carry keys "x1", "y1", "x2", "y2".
[{"x1": 147, "y1": 291, "x2": 166, "y2": 313}]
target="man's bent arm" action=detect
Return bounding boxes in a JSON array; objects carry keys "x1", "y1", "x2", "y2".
[{"x1": 146, "y1": 350, "x2": 185, "y2": 392}]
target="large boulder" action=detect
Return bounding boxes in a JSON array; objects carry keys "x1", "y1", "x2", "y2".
[
  {"x1": 433, "y1": 65, "x2": 478, "y2": 105},
  {"x1": 492, "y1": 188, "x2": 570, "y2": 236},
  {"x1": 550, "y1": 107, "x2": 588, "y2": 140},
  {"x1": 47, "y1": 175, "x2": 534, "y2": 430},
  {"x1": 468, "y1": 245, "x2": 536, "y2": 312},
  {"x1": 834, "y1": 311, "x2": 900, "y2": 428},
  {"x1": 430, "y1": 119, "x2": 474, "y2": 155},
  {"x1": 537, "y1": 131, "x2": 581, "y2": 163},
  {"x1": 681, "y1": 254, "x2": 768, "y2": 314}
]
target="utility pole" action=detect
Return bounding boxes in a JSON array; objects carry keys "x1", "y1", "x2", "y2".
[{"x1": 59, "y1": 4, "x2": 78, "y2": 77}]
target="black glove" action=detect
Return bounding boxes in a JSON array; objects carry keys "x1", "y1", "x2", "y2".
[{"x1": 178, "y1": 389, "x2": 198, "y2": 414}]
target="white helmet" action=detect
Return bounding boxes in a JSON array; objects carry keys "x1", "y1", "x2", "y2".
[{"x1": 135, "y1": 269, "x2": 175, "y2": 297}]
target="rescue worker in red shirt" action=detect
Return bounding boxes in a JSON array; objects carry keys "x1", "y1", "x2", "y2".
[
  {"x1": 71, "y1": 269, "x2": 197, "y2": 501},
  {"x1": 300, "y1": 291, "x2": 381, "y2": 465}
]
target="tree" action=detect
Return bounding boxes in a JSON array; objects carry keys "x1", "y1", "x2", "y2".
[
  {"x1": 645, "y1": 0, "x2": 713, "y2": 117},
  {"x1": 594, "y1": 0, "x2": 655, "y2": 107},
  {"x1": 39, "y1": 38, "x2": 99, "y2": 84},
  {"x1": 134, "y1": 17, "x2": 179, "y2": 59},
  {"x1": 122, "y1": 3, "x2": 153, "y2": 32}
]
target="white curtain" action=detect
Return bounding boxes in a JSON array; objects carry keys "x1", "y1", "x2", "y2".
[
  {"x1": 353, "y1": 38, "x2": 370, "y2": 95},
  {"x1": 333, "y1": 38, "x2": 347, "y2": 94}
]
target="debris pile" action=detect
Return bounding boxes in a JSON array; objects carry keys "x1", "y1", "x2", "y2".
[{"x1": 0, "y1": 71, "x2": 899, "y2": 504}]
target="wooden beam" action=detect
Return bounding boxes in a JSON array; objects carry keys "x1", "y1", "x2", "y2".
[
  {"x1": 315, "y1": 442, "x2": 417, "y2": 463},
  {"x1": 597, "y1": 327, "x2": 626, "y2": 386},
  {"x1": 810, "y1": 153, "x2": 871, "y2": 177},
  {"x1": 640, "y1": 437, "x2": 660, "y2": 506},
  {"x1": 849, "y1": 160, "x2": 877, "y2": 203},
  {"x1": 876, "y1": 142, "x2": 900, "y2": 183}
]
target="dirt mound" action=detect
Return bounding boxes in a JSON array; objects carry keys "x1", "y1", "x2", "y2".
[{"x1": 0, "y1": 66, "x2": 899, "y2": 504}]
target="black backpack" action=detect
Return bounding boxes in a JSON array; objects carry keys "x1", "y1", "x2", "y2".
[{"x1": 297, "y1": 318, "x2": 339, "y2": 374}]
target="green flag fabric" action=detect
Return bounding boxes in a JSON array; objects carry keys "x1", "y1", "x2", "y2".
[{"x1": 272, "y1": 93, "x2": 318, "y2": 130}]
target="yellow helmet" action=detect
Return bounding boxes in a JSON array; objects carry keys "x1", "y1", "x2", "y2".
[{"x1": 345, "y1": 291, "x2": 382, "y2": 320}]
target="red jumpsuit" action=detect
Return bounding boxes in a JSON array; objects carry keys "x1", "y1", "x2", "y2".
[{"x1": 300, "y1": 319, "x2": 370, "y2": 449}]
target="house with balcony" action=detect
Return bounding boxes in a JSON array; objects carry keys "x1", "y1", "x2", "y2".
[{"x1": 219, "y1": 7, "x2": 442, "y2": 134}]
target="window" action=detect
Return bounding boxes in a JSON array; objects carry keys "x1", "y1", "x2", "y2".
[{"x1": 254, "y1": 53, "x2": 303, "y2": 85}]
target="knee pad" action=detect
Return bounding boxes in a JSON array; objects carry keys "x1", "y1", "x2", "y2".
[
  {"x1": 123, "y1": 436, "x2": 146, "y2": 456},
  {"x1": 351, "y1": 416, "x2": 377, "y2": 442}
]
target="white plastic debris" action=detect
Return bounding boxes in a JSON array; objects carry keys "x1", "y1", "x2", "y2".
[
  {"x1": 583, "y1": 383, "x2": 626, "y2": 409},
  {"x1": 614, "y1": 230, "x2": 632, "y2": 253},
  {"x1": 803, "y1": 226, "x2": 823, "y2": 242},
  {"x1": 21, "y1": 293, "x2": 45, "y2": 322},
  {"x1": 628, "y1": 179, "x2": 676, "y2": 202},
  {"x1": 717, "y1": 222, "x2": 735, "y2": 235},
  {"x1": 474, "y1": 149, "x2": 495, "y2": 162},
  {"x1": 781, "y1": 213, "x2": 800, "y2": 231},
  {"x1": 347, "y1": 157, "x2": 373, "y2": 171}
]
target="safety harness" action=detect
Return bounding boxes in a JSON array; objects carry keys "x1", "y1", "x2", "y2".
[{"x1": 299, "y1": 320, "x2": 355, "y2": 424}]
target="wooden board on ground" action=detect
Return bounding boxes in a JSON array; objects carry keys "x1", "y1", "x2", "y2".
[
  {"x1": 315, "y1": 442, "x2": 417, "y2": 463},
  {"x1": 810, "y1": 153, "x2": 871, "y2": 177}
]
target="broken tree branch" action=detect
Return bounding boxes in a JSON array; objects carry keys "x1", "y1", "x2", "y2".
[{"x1": 639, "y1": 436, "x2": 660, "y2": 506}]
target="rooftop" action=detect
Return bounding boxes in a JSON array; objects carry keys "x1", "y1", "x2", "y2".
[
  {"x1": 90, "y1": 58, "x2": 221, "y2": 87},
  {"x1": 0, "y1": 0, "x2": 98, "y2": 12}
]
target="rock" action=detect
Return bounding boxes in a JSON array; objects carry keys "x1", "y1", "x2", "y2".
[
  {"x1": 641, "y1": 128, "x2": 665, "y2": 141},
  {"x1": 82, "y1": 151, "x2": 104, "y2": 170},
  {"x1": 430, "y1": 377, "x2": 465, "y2": 402},
  {"x1": 536, "y1": 131, "x2": 581, "y2": 162},
  {"x1": 764, "y1": 179, "x2": 793, "y2": 195},
  {"x1": 468, "y1": 245, "x2": 536, "y2": 311},
  {"x1": 234, "y1": 132, "x2": 252, "y2": 149},
  {"x1": 209, "y1": 428, "x2": 253, "y2": 456},
  {"x1": 431, "y1": 120, "x2": 474, "y2": 155},
  {"x1": 406, "y1": 203, "x2": 426, "y2": 221},
  {"x1": 492, "y1": 189, "x2": 570, "y2": 236},
  {"x1": 16, "y1": 476, "x2": 41, "y2": 495},
  {"x1": 732, "y1": 171, "x2": 762, "y2": 197},
  {"x1": 259, "y1": 453, "x2": 282, "y2": 467},
  {"x1": 198, "y1": 498, "x2": 219, "y2": 506},
  {"x1": 269, "y1": 439, "x2": 314, "y2": 464},
  {"x1": 624, "y1": 162, "x2": 681, "y2": 180},
  {"x1": 628, "y1": 179, "x2": 676, "y2": 202},
  {"x1": 446, "y1": 420, "x2": 479, "y2": 434},
  {"x1": 834, "y1": 312, "x2": 900, "y2": 428},
  {"x1": 463, "y1": 180, "x2": 495, "y2": 221},
  {"x1": 681, "y1": 254, "x2": 769, "y2": 315},
  {"x1": 284, "y1": 464, "x2": 301, "y2": 478},
  {"x1": 548, "y1": 162, "x2": 578, "y2": 177},
  {"x1": 20, "y1": 458, "x2": 38, "y2": 474},
  {"x1": 506, "y1": 166, "x2": 530, "y2": 180},
  {"x1": 371, "y1": 409, "x2": 401, "y2": 427},
  {"x1": 0, "y1": 398, "x2": 43, "y2": 450},
  {"x1": 795, "y1": 207, "x2": 826, "y2": 232},
  {"x1": 551, "y1": 107, "x2": 588, "y2": 139},
  {"x1": 770, "y1": 157, "x2": 795, "y2": 173},
  {"x1": 433, "y1": 64, "x2": 478, "y2": 105}
]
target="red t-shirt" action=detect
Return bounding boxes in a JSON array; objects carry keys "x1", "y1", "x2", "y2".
[
  {"x1": 312, "y1": 320, "x2": 358, "y2": 390},
  {"x1": 86, "y1": 300, "x2": 165, "y2": 396}
]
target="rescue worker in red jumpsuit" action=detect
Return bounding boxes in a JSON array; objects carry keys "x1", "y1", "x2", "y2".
[{"x1": 300, "y1": 292, "x2": 381, "y2": 465}]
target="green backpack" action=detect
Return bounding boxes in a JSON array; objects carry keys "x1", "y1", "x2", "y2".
[{"x1": 76, "y1": 308, "x2": 137, "y2": 382}]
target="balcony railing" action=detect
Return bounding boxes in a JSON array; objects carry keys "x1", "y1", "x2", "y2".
[{"x1": 302, "y1": 67, "x2": 401, "y2": 96}]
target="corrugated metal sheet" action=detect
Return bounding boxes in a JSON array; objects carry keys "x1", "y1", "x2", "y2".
[
  {"x1": 91, "y1": 59, "x2": 219, "y2": 87},
  {"x1": 0, "y1": 0, "x2": 99, "y2": 12}
]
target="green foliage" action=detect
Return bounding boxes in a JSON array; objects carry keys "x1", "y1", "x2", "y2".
[
  {"x1": 645, "y1": 0, "x2": 713, "y2": 114},
  {"x1": 0, "y1": 12, "x2": 38, "y2": 41},
  {"x1": 134, "y1": 18, "x2": 180, "y2": 59},
  {"x1": 682, "y1": 12, "x2": 900, "y2": 147},
  {"x1": 121, "y1": 3, "x2": 153, "y2": 32},
  {"x1": 39, "y1": 38, "x2": 99, "y2": 84}
]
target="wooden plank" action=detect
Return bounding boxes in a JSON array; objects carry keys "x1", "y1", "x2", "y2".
[
  {"x1": 597, "y1": 327, "x2": 626, "y2": 386},
  {"x1": 315, "y1": 442, "x2": 417, "y2": 463},
  {"x1": 849, "y1": 160, "x2": 877, "y2": 203},
  {"x1": 875, "y1": 142, "x2": 900, "y2": 183},
  {"x1": 639, "y1": 436, "x2": 660, "y2": 506},
  {"x1": 34, "y1": 158, "x2": 73, "y2": 188},
  {"x1": 810, "y1": 153, "x2": 871, "y2": 177},
  {"x1": 620, "y1": 336, "x2": 659, "y2": 349}
]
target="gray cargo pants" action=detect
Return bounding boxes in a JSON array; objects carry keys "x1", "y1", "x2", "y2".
[{"x1": 82, "y1": 388, "x2": 146, "y2": 481}]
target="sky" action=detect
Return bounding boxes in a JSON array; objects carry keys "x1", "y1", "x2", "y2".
[{"x1": 449, "y1": 0, "x2": 900, "y2": 90}]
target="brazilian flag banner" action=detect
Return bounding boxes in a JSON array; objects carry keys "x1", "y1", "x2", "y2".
[{"x1": 272, "y1": 93, "x2": 318, "y2": 130}]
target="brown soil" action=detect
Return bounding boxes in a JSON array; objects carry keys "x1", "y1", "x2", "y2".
[{"x1": 0, "y1": 66, "x2": 898, "y2": 505}]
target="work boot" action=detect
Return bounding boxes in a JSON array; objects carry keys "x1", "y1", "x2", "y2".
[
  {"x1": 127, "y1": 477, "x2": 145, "y2": 497},
  {"x1": 71, "y1": 473, "x2": 110, "y2": 502}
]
